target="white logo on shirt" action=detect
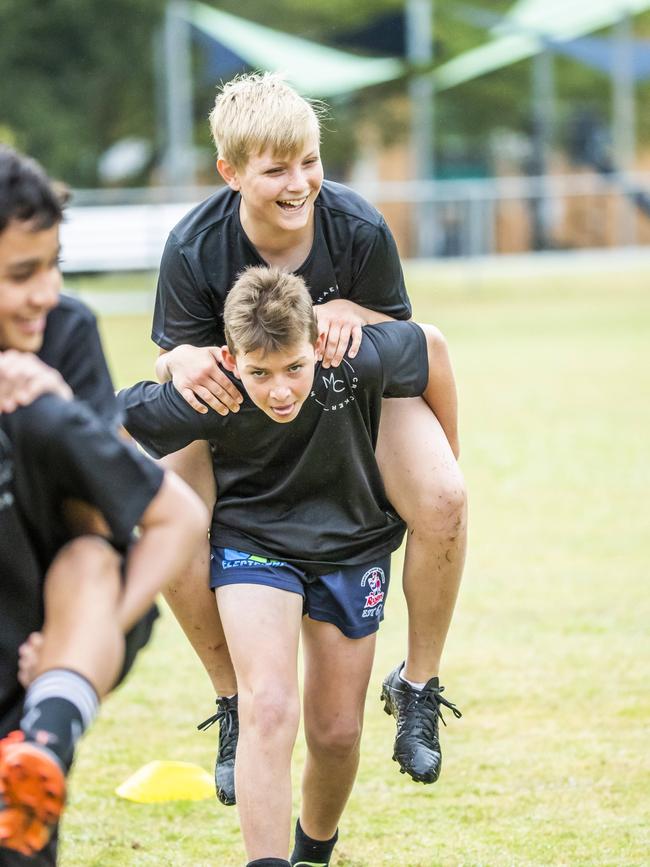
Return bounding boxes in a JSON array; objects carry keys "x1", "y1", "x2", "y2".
[{"x1": 311, "y1": 358, "x2": 358, "y2": 412}]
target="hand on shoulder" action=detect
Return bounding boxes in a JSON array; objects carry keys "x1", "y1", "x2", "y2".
[{"x1": 0, "y1": 350, "x2": 72, "y2": 413}]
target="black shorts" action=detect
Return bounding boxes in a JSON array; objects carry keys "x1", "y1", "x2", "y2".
[{"x1": 114, "y1": 603, "x2": 159, "y2": 688}]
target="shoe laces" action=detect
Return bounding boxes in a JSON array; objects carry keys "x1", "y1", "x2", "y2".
[
  {"x1": 197, "y1": 696, "x2": 237, "y2": 734},
  {"x1": 402, "y1": 685, "x2": 462, "y2": 740}
]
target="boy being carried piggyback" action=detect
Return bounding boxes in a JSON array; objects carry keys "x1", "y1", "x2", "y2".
[{"x1": 120, "y1": 265, "x2": 461, "y2": 867}]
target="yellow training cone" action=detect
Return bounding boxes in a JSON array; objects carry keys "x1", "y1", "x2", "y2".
[{"x1": 116, "y1": 760, "x2": 214, "y2": 803}]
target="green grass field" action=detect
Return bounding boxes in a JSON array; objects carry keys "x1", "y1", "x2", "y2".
[{"x1": 58, "y1": 264, "x2": 650, "y2": 866}]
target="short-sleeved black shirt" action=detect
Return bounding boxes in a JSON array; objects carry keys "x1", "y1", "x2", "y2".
[
  {"x1": 152, "y1": 180, "x2": 412, "y2": 350},
  {"x1": 39, "y1": 293, "x2": 120, "y2": 425},
  {"x1": 121, "y1": 321, "x2": 427, "y2": 573},
  {"x1": 0, "y1": 396, "x2": 164, "y2": 735}
]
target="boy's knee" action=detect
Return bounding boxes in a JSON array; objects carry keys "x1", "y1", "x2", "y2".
[
  {"x1": 243, "y1": 685, "x2": 300, "y2": 741},
  {"x1": 306, "y1": 715, "x2": 362, "y2": 759},
  {"x1": 409, "y1": 470, "x2": 467, "y2": 536},
  {"x1": 46, "y1": 536, "x2": 121, "y2": 601},
  {"x1": 56, "y1": 535, "x2": 119, "y2": 571}
]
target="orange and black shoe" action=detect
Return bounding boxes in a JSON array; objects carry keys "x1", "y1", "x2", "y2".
[{"x1": 0, "y1": 731, "x2": 66, "y2": 856}]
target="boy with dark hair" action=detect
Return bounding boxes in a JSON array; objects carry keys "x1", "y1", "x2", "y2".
[
  {"x1": 120, "y1": 265, "x2": 461, "y2": 867},
  {"x1": 150, "y1": 72, "x2": 466, "y2": 801},
  {"x1": 0, "y1": 145, "x2": 207, "y2": 863}
]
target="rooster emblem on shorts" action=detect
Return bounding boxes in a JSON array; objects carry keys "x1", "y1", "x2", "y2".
[{"x1": 362, "y1": 567, "x2": 385, "y2": 609}]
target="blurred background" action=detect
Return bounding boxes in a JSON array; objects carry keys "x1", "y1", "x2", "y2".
[{"x1": 4, "y1": 0, "x2": 650, "y2": 273}]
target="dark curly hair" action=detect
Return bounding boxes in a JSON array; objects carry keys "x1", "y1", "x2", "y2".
[{"x1": 0, "y1": 145, "x2": 68, "y2": 233}]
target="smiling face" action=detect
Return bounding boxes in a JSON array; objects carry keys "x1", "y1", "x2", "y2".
[
  {"x1": 218, "y1": 126, "x2": 324, "y2": 238},
  {"x1": 223, "y1": 334, "x2": 323, "y2": 424},
  {"x1": 0, "y1": 220, "x2": 61, "y2": 352}
]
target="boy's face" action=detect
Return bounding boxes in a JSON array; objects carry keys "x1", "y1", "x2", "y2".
[
  {"x1": 224, "y1": 335, "x2": 324, "y2": 424},
  {"x1": 0, "y1": 220, "x2": 61, "y2": 352},
  {"x1": 219, "y1": 128, "x2": 324, "y2": 235}
]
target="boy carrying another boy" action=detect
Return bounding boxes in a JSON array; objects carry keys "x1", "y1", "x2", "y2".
[
  {"x1": 120, "y1": 265, "x2": 461, "y2": 867},
  {"x1": 153, "y1": 71, "x2": 466, "y2": 802}
]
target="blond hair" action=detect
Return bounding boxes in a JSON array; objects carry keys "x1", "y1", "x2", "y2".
[
  {"x1": 224, "y1": 266, "x2": 319, "y2": 356},
  {"x1": 209, "y1": 72, "x2": 323, "y2": 169}
]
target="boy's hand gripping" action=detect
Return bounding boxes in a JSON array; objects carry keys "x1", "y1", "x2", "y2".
[
  {"x1": 314, "y1": 299, "x2": 364, "y2": 369},
  {"x1": 156, "y1": 345, "x2": 243, "y2": 416}
]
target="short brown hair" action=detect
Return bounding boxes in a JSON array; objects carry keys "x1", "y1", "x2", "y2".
[
  {"x1": 224, "y1": 266, "x2": 319, "y2": 356},
  {"x1": 209, "y1": 72, "x2": 323, "y2": 170}
]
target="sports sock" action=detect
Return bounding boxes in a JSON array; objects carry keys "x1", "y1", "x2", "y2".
[
  {"x1": 290, "y1": 819, "x2": 338, "y2": 866},
  {"x1": 20, "y1": 668, "x2": 99, "y2": 770},
  {"x1": 246, "y1": 859, "x2": 291, "y2": 867},
  {"x1": 399, "y1": 667, "x2": 426, "y2": 691}
]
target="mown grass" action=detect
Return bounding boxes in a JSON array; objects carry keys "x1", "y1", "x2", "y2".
[{"x1": 58, "y1": 263, "x2": 650, "y2": 866}]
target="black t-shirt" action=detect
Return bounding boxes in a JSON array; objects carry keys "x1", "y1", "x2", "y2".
[
  {"x1": 152, "y1": 180, "x2": 412, "y2": 349},
  {"x1": 0, "y1": 396, "x2": 164, "y2": 734},
  {"x1": 120, "y1": 322, "x2": 427, "y2": 573},
  {"x1": 39, "y1": 293, "x2": 120, "y2": 425}
]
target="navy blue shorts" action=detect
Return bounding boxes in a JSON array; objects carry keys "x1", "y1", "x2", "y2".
[{"x1": 210, "y1": 547, "x2": 391, "y2": 639}]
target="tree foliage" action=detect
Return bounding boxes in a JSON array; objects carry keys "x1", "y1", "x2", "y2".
[{"x1": 1, "y1": 0, "x2": 649, "y2": 186}]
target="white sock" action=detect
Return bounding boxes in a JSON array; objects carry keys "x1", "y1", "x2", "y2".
[{"x1": 399, "y1": 669, "x2": 426, "y2": 691}]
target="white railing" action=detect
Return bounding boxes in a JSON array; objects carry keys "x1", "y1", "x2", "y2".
[{"x1": 60, "y1": 171, "x2": 650, "y2": 272}]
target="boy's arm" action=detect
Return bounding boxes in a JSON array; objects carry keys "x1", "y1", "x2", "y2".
[
  {"x1": 119, "y1": 380, "x2": 219, "y2": 460},
  {"x1": 317, "y1": 218, "x2": 409, "y2": 368},
  {"x1": 116, "y1": 471, "x2": 206, "y2": 632}
]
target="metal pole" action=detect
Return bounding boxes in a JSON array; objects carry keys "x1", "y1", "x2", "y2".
[
  {"x1": 164, "y1": 0, "x2": 195, "y2": 186},
  {"x1": 406, "y1": 0, "x2": 436, "y2": 257},
  {"x1": 530, "y1": 47, "x2": 555, "y2": 250},
  {"x1": 612, "y1": 11, "x2": 636, "y2": 245}
]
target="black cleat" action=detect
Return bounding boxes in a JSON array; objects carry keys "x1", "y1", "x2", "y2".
[
  {"x1": 381, "y1": 664, "x2": 461, "y2": 784},
  {"x1": 197, "y1": 695, "x2": 238, "y2": 806}
]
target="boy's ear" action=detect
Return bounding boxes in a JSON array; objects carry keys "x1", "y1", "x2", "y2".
[
  {"x1": 217, "y1": 158, "x2": 240, "y2": 191},
  {"x1": 221, "y1": 346, "x2": 240, "y2": 377}
]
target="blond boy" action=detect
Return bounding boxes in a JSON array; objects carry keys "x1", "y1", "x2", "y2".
[{"x1": 153, "y1": 73, "x2": 466, "y2": 804}]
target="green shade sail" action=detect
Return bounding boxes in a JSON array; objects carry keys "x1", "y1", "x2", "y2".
[
  {"x1": 434, "y1": 0, "x2": 650, "y2": 90},
  {"x1": 186, "y1": 2, "x2": 405, "y2": 97}
]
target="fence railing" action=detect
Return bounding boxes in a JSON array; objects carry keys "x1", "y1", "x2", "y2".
[{"x1": 60, "y1": 171, "x2": 650, "y2": 273}]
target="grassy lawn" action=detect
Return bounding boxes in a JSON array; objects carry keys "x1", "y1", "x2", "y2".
[{"x1": 58, "y1": 264, "x2": 650, "y2": 866}]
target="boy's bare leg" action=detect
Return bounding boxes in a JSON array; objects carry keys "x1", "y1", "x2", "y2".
[
  {"x1": 300, "y1": 620, "x2": 375, "y2": 841},
  {"x1": 0, "y1": 537, "x2": 135, "y2": 857},
  {"x1": 216, "y1": 584, "x2": 302, "y2": 861},
  {"x1": 159, "y1": 440, "x2": 236, "y2": 696},
  {"x1": 377, "y1": 396, "x2": 466, "y2": 683},
  {"x1": 36, "y1": 536, "x2": 126, "y2": 697},
  {"x1": 376, "y1": 396, "x2": 466, "y2": 783}
]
